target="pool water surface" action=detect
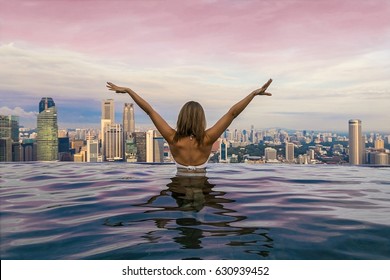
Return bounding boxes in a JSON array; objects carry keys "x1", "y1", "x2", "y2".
[{"x1": 0, "y1": 162, "x2": 389, "y2": 260}]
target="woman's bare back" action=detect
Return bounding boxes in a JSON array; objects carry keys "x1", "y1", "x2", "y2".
[{"x1": 168, "y1": 136, "x2": 212, "y2": 166}]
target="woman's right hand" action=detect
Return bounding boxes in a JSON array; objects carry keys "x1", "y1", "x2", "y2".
[{"x1": 252, "y1": 79, "x2": 273, "y2": 96}]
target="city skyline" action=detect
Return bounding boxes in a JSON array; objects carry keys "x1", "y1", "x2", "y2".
[
  {"x1": 2, "y1": 102, "x2": 389, "y2": 164},
  {"x1": 4, "y1": 96, "x2": 390, "y2": 135},
  {"x1": 1, "y1": 0, "x2": 389, "y2": 131}
]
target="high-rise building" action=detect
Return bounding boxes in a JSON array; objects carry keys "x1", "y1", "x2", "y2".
[
  {"x1": 58, "y1": 136, "x2": 72, "y2": 161},
  {"x1": 101, "y1": 99, "x2": 115, "y2": 159},
  {"x1": 21, "y1": 139, "x2": 37, "y2": 161},
  {"x1": 145, "y1": 130, "x2": 165, "y2": 163},
  {"x1": 104, "y1": 123, "x2": 123, "y2": 161},
  {"x1": 0, "y1": 138, "x2": 11, "y2": 161},
  {"x1": 12, "y1": 142, "x2": 22, "y2": 161},
  {"x1": 374, "y1": 139, "x2": 385, "y2": 150},
  {"x1": 219, "y1": 139, "x2": 228, "y2": 162},
  {"x1": 123, "y1": 103, "x2": 135, "y2": 137},
  {"x1": 153, "y1": 133, "x2": 165, "y2": 163},
  {"x1": 133, "y1": 132, "x2": 146, "y2": 162},
  {"x1": 37, "y1": 97, "x2": 58, "y2": 161},
  {"x1": 146, "y1": 130, "x2": 154, "y2": 162},
  {"x1": 285, "y1": 142, "x2": 294, "y2": 162},
  {"x1": 87, "y1": 139, "x2": 99, "y2": 162},
  {"x1": 367, "y1": 151, "x2": 377, "y2": 165},
  {"x1": 0, "y1": 115, "x2": 19, "y2": 162},
  {"x1": 125, "y1": 135, "x2": 137, "y2": 162},
  {"x1": 249, "y1": 125, "x2": 254, "y2": 143},
  {"x1": 348, "y1": 119, "x2": 364, "y2": 165},
  {"x1": 58, "y1": 137, "x2": 70, "y2": 152},
  {"x1": 375, "y1": 153, "x2": 389, "y2": 165},
  {"x1": 101, "y1": 99, "x2": 114, "y2": 121},
  {"x1": 22, "y1": 142, "x2": 35, "y2": 161},
  {"x1": 265, "y1": 147, "x2": 277, "y2": 162}
]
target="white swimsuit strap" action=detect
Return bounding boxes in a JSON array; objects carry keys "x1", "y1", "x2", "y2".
[{"x1": 175, "y1": 162, "x2": 207, "y2": 170}]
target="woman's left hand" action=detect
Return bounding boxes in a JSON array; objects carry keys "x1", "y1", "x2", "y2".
[{"x1": 106, "y1": 82, "x2": 127, "y2": 94}]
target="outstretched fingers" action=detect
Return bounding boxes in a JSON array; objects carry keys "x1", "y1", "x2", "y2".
[
  {"x1": 253, "y1": 79, "x2": 273, "y2": 96},
  {"x1": 261, "y1": 79, "x2": 273, "y2": 91},
  {"x1": 106, "y1": 82, "x2": 114, "y2": 90},
  {"x1": 106, "y1": 82, "x2": 127, "y2": 94}
]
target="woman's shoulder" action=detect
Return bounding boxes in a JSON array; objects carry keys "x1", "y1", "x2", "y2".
[{"x1": 202, "y1": 133, "x2": 215, "y2": 146}]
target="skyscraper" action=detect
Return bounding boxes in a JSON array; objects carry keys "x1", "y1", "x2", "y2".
[
  {"x1": 104, "y1": 124, "x2": 123, "y2": 161},
  {"x1": 285, "y1": 142, "x2": 294, "y2": 163},
  {"x1": 37, "y1": 97, "x2": 58, "y2": 161},
  {"x1": 39, "y1": 98, "x2": 55, "y2": 113},
  {"x1": 145, "y1": 130, "x2": 165, "y2": 163},
  {"x1": 0, "y1": 115, "x2": 19, "y2": 161},
  {"x1": 219, "y1": 139, "x2": 228, "y2": 163},
  {"x1": 101, "y1": 99, "x2": 114, "y2": 121},
  {"x1": 124, "y1": 135, "x2": 137, "y2": 162},
  {"x1": 133, "y1": 132, "x2": 146, "y2": 162},
  {"x1": 58, "y1": 136, "x2": 71, "y2": 161},
  {"x1": 153, "y1": 133, "x2": 165, "y2": 163},
  {"x1": 123, "y1": 103, "x2": 135, "y2": 137},
  {"x1": 101, "y1": 99, "x2": 115, "y2": 159},
  {"x1": 21, "y1": 140, "x2": 37, "y2": 161},
  {"x1": 348, "y1": 119, "x2": 364, "y2": 165},
  {"x1": 146, "y1": 130, "x2": 154, "y2": 162},
  {"x1": 87, "y1": 139, "x2": 99, "y2": 162}
]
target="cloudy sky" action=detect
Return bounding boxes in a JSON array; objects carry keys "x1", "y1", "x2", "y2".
[{"x1": 1, "y1": 0, "x2": 389, "y2": 132}]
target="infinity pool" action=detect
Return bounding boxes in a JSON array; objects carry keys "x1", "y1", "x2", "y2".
[{"x1": 0, "y1": 162, "x2": 389, "y2": 259}]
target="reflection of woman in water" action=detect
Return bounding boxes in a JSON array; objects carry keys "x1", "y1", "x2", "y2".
[
  {"x1": 167, "y1": 175, "x2": 215, "y2": 211},
  {"x1": 107, "y1": 79, "x2": 272, "y2": 174},
  {"x1": 135, "y1": 175, "x2": 273, "y2": 255},
  {"x1": 140, "y1": 175, "x2": 230, "y2": 212}
]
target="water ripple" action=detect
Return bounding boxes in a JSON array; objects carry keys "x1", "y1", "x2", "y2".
[{"x1": 0, "y1": 162, "x2": 389, "y2": 259}]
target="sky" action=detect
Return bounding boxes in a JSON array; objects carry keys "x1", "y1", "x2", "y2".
[{"x1": 1, "y1": 0, "x2": 389, "y2": 132}]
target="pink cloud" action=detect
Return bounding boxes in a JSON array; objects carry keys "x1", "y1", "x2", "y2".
[{"x1": 1, "y1": 0, "x2": 389, "y2": 69}]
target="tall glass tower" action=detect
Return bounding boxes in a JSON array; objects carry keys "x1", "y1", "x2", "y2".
[
  {"x1": 101, "y1": 99, "x2": 115, "y2": 159},
  {"x1": 348, "y1": 119, "x2": 364, "y2": 165},
  {"x1": 37, "y1": 97, "x2": 58, "y2": 161},
  {"x1": 123, "y1": 103, "x2": 135, "y2": 137},
  {"x1": 0, "y1": 115, "x2": 19, "y2": 161},
  {"x1": 219, "y1": 139, "x2": 228, "y2": 163},
  {"x1": 39, "y1": 97, "x2": 55, "y2": 113}
]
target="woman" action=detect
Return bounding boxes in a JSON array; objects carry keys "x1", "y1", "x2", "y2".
[{"x1": 106, "y1": 79, "x2": 272, "y2": 173}]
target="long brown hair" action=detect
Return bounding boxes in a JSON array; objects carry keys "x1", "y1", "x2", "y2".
[{"x1": 173, "y1": 101, "x2": 206, "y2": 145}]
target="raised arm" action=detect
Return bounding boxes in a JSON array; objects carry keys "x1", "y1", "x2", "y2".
[
  {"x1": 205, "y1": 79, "x2": 272, "y2": 144},
  {"x1": 106, "y1": 82, "x2": 175, "y2": 142}
]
